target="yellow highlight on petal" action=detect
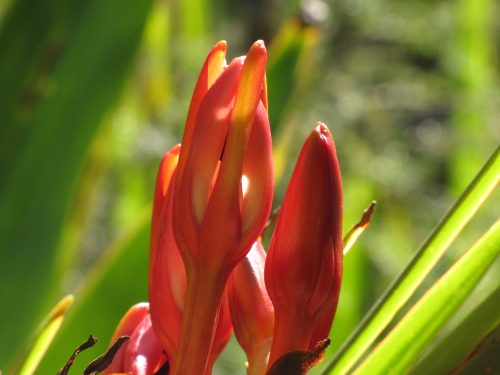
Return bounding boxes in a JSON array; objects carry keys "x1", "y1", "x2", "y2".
[
  {"x1": 231, "y1": 40, "x2": 267, "y2": 130},
  {"x1": 207, "y1": 40, "x2": 227, "y2": 88}
]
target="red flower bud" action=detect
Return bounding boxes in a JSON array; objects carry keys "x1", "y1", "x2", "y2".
[
  {"x1": 149, "y1": 145, "x2": 183, "y2": 362},
  {"x1": 149, "y1": 146, "x2": 232, "y2": 370},
  {"x1": 174, "y1": 40, "x2": 273, "y2": 271},
  {"x1": 105, "y1": 303, "x2": 164, "y2": 375},
  {"x1": 265, "y1": 123, "x2": 343, "y2": 367},
  {"x1": 228, "y1": 241, "x2": 274, "y2": 374},
  {"x1": 172, "y1": 40, "x2": 273, "y2": 375}
]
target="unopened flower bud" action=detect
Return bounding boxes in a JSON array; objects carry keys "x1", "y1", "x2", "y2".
[
  {"x1": 228, "y1": 241, "x2": 274, "y2": 374},
  {"x1": 105, "y1": 303, "x2": 164, "y2": 375},
  {"x1": 265, "y1": 123, "x2": 343, "y2": 367}
]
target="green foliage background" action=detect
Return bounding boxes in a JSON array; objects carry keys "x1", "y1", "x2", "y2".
[{"x1": 0, "y1": 0, "x2": 498, "y2": 374}]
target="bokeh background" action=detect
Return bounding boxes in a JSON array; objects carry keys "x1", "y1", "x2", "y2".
[{"x1": 0, "y1": 0, "x2": 498, "y2": 373}]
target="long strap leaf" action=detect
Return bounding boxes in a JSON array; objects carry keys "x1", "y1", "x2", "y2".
[
  {"x1": 410, "y1": 284, "x2": 500, "y2": 374},
  {"x1": 353, "y1": 219, "x2": 500, "y2": 374}
]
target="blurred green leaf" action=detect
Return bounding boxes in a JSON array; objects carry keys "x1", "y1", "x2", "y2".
[
  {"x1": 0, "y1": 0, "x2": 153, "y2": 366},
  {"x1": 448, "y1": 0, "x2": 495, "y2": 193},
  {"x1": 16, "y1": 295, "x2": 74, "y2": 375},
  {"x1": 267, "y1": 18, "x2": 322, "y2": 185},
  {"x1": 267, "y1": 18, "x2": 321, "y2": 135},
  {"x1": 178, "y1": 0, "x2": 209, "y2": 39},
  {"x1": 267, "y1": 18, "x2": 321, "y2": 134},
  {"x1": 409, "y1": 285, "x2": 500, "y2": 375},
  {"x1": 353, "y1": 219, "x2": 500, "y2": 374},
  {"x1": 36, "y1": 209, "x2": 151, "y2": 375},
  {"x1": 323, "y1": 146, "x2": 500, "y2": 374},
  {"x1": 172, "y1": 0, "x2": 212, "y2": 84},
  {"x1": 452, "y1": 327, "x2": 499, "y2": 375}
]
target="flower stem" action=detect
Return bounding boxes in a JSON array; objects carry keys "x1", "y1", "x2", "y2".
[
  {"x1": 172, "y1": 268, "x2": 226, "y2": 375},
  {"x1": 246, "y1": 339, "x2": 272, "y2": 375}
]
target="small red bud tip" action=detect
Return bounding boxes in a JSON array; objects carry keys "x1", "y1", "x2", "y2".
[
  {"x1": 104, "y1": 304, "x2": 164, "y2": 375},
  {"x1": 253, "y1": 39, "x2": 265, "y2": 48}
]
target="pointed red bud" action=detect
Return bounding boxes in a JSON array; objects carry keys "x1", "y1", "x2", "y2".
[
  {"x1": 265, "y1": 123, "x2": 343, "y2": 367},
  {"x1": 150, "y1": 145, "x2": 180, "y2": 262},
  {"x1": 177, "y1": 41, "x2": 227, "y2": 185},
  {"x1": 149, "y1": 146, "x2": 183, "y2": 362},
  {"x1": 174, "y1": 40, "x2": 273, "y2": 269},
  {"x1": 228, "y1": 241, "x2": 274, "y2": 375}
]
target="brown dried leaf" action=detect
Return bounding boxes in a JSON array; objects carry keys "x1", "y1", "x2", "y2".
[
  {"x1": 83, "y1": 336, "x2": 129, "y2": 375},
  {"x1": 266, "y1": 338, "x2": 331, "y2": 375},
  {"x1": 56, "y1": 335, "x2": 98, "y2": 375},
  {"x1": 153, "y1": 360, "x2": 170, "y2": 375},
  {"x1": 343, "y1": 201, "x2": 376, "y2": 255}
]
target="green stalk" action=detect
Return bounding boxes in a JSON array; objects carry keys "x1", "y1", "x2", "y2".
[{"x1": 322, "y1": 146, "x2": 499, "y2": 374}]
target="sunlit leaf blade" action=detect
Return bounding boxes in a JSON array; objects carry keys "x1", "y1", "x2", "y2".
[
  {"x1": 0, "y1": 0, "x2": 153, "y2": 366},
  {"x1": 322, "y1": 146, "x2": 500, "y2": 374},
  {"x1": 36, "y1": 211, "x2": 150, "y2": 375},
  {"x1": 15, "y1": 295, "x2": 74, "y2": 375},
  {"x1": 353, "y1": 219, "x2": 500, "y2": 374},
  {"x1": 409, "y1": 285, "x2": 500, "y2": 375}
]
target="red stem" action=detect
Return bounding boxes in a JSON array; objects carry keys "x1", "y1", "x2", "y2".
[{"x1": 172, "y1": 267, "x2": 226, "y2": 375}]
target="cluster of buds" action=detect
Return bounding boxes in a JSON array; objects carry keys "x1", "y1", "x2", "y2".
[{"x1": 107, "y1": 40, "x2": 343, "y2": 375}]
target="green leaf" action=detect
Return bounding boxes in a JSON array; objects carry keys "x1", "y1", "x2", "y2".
[
  {"x1": 35, "y1": 209, "x2": 151, "y2": 375},
  {"x1": 353, "y1": 219, "x2": 500, "y2": 374},
  {"x1": 448, "y1": 0, "x2": 495, "y2": 193},
  {"x1": 15, "y1": 295, "x2": 74, "y2": 375},
  {"x1": 0, "y1": 0, "x2": 153, "y2": 366},
  {"x1": 268, "y1": 19, "x2": 322, "y2": 186},
  {"x1": 267, "y1": 19, "x2": 321, "y2": 135},
  {"x1": 322, "y1": 146, "x2": 500, "y2": 374},
  {"x1": 409, "y1": 284, "x2": 500, "y2": 375},
  {"x1": 179, "y1": 0, "x2": 210, "y2": 39},
  {"x1": 452, "y1": 327, "x2": 500, "y2": 375}
]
